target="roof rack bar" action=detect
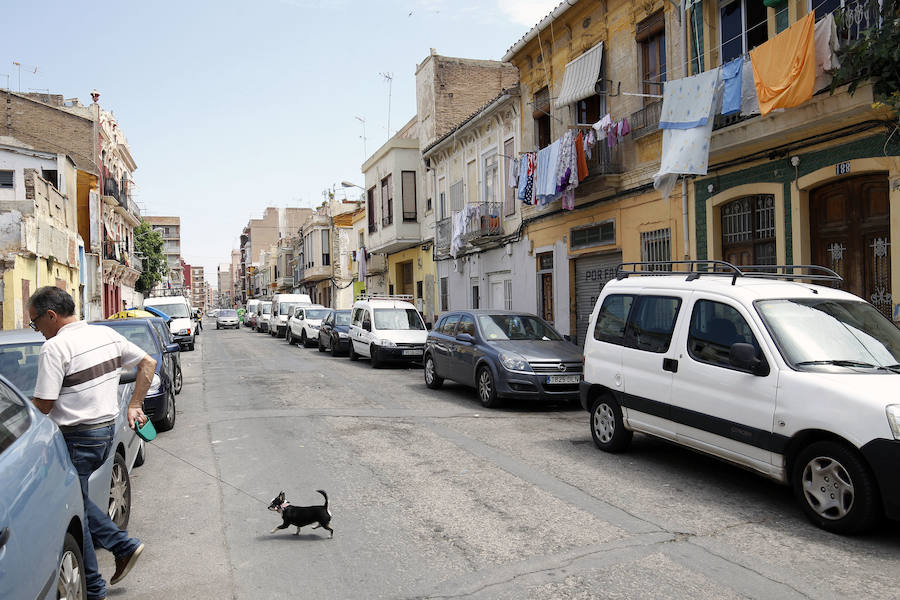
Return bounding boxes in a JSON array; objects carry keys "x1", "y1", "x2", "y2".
[
  {"x1": 354, "y1": 294, "x2": 415, "y2": 302},
  {"x1": 615, "y1": 261, "x2": 843, "y2": 285}
]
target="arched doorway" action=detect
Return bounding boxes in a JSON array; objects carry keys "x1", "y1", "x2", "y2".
[{"x1": 810, "y1": 173, "x2": 891, "y2": 317}]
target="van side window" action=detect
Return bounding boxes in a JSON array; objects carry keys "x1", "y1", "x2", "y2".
[
  {"x1": 624, "y1": 296, "x2": 682, "y2": 353},
  {"x1": 594, "y1": 294, "x2": 635, "y2": 344},
  {"x1": 688, "y1": 300, "x2": 759, "y2": 369},
  {"x1": 440, "y1": 315, "x2": 460, "y2": 335},
  {"x1": 362, "y1": 310, "x2": 371, "y2": 328},
  {"x1": 352, "y1": 308, "x2": 362, "y2": 325}
]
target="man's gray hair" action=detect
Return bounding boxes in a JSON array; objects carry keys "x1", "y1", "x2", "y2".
[{"x1": 28, "y1": 286, "x2": 76, "y2": 317}]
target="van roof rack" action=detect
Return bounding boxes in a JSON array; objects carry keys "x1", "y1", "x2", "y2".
[
  {"x1": 615, "y1": 261, "x2": 843, "y2": 285},
  {"x1": 355, "y1": 294, "x2": 415, "y2": 302}
]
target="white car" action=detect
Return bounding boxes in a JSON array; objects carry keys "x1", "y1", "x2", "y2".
[
  {"x1": 286, "y1": 305, "x2": 329, "y2": 347},
  {"x1": 269, "y1": 293, "x2": 312, "y2": 338},
  {"x1": 348, "y1": 295, "x2": 427, "y2": 368},
  {"x1": 581, "y1": 261, "x2": 900, "y2": 534}
]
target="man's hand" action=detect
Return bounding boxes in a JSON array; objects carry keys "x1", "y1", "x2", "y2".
[{"x1": 128, "y1": 406, "x2": 148, "y2": 429}]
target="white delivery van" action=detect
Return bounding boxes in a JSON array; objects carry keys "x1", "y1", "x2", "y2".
[
  {"x1": 246, "y1": 299, "x2": 261, "y2": 328},
  {"x1": 269, "y1": 293, "x2": 312, "y2": 337},
  {"x1": 348, "y1": 295, "x2": 427, "y2": 368},
  {"x1": 143, "y1": 295, "x2": 196, "y2": 350}
]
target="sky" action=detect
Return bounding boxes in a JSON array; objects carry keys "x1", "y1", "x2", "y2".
[{"x1": 1, "y1": 0, "x2": 560, "y2": 287}]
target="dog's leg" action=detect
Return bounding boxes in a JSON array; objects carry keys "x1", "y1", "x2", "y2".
[
  {"x1": 321, "y1": 523, "x2": 334, "y2": 538},
  {"x1": 270, "y1": 521, "x2": 290, "y2": 534},
  {"x1": 295, "y1": 526, "x2": 301, "y2": 535}
]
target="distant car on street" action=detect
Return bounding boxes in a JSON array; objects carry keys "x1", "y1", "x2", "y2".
[
  {"x1": 216, "y1": 308, "x2": 240, "y2": 329},
  {"x1": 317, "y1": 309, "x2": 352, "y2": 355},
  {"x1": 424, "y1": 310, "x2": 582, "y2": 408}
]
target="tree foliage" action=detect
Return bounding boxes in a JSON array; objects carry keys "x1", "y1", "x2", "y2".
[
  {"x1": 134, "y1": 220, "x2": 167, "y2": 294},
  {"x1": 833, "y1": 0, "x2": 900, "y2": 118}
]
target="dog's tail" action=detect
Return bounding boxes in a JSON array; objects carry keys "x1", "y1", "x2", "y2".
[{"x1": 317, "y1": 489, "x2": 328, "y2": 507}]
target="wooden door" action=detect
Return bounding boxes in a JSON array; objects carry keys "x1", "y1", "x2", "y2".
[{"x1": 810, "y1": 174, "x2": 891, "y2": 317}]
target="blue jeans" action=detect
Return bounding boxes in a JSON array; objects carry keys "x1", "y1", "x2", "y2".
[{"x1": 63, "y1": 425, "x2": 140, "y2": 600}]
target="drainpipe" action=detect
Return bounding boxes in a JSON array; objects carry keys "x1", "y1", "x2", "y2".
[{"x1": 680, "y1": 4, "x2": 690, "y2": 260}]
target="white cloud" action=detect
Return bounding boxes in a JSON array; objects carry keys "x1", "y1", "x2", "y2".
[{"x1": 495, "y1": 0, "x2": 561, "y2": 27}]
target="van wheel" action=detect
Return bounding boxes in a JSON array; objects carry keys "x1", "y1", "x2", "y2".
[
  {"x1": 424, "y1": 355, "x2": 443, "y2": 389},
  {"x1": 349, "y1": 342, "x2": 358, "y2": 361},
  {"x1": 792, "y1": 441, "x2": 880, "y2": 534},
  {"x1": 285, "y1": 329, "x2": 293, "y2": 345},
  {"x1": 58, "y1": 533, "x2": 87, "y2": 600},
  {"x1": 108, "y1": 452, "x2": 131, "y2": 530},
  {"x1": 477, "y1": 366, "x2": 499, "y2": 408},
  {"x1": 590, "y1": 395, "x2": 632, "y2": 452},
  {"x1": 370, "y1": 345, "x2": 381, "y2": 368}
]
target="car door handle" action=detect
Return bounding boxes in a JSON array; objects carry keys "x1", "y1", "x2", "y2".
[
  {"x1": 0, "y1": 527, "x2": 9, "y2": 549},
  {"x1": 662, "y1": 358, "x2": 678, "y2": 373}
]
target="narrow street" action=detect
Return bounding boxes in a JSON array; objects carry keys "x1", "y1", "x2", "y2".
[{"x1": 108, "y1": 321, "x2": 900, "y2": 599}]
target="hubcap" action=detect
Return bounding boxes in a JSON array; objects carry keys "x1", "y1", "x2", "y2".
[
  {"x1": 425, "y1": 358, "x2": 434, "y2": 383},
  {"x1": 108, "y1": 461, "x2": 128, "y2": 524},
  {"x1": 801, "y1": 456, "x2": 854, "y2": 520},
  {"x1": 57, "y1": 549, "x2": 83, "y2": 600},
  {"x1": 593, "y1": 403, "x2": 615, "y2": 443},
  {"x1": 479, "y1": 370, "x2": 491, "y2": 401}
]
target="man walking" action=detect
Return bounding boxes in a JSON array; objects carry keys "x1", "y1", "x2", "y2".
[{"x1": 29, "y1": 286, "x2": 156, "y2": 600}]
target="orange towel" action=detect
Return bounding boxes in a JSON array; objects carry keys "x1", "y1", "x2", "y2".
[
  {"x1": 575, "y1": 131, "x2": 588, "y2": 182},
  {"x1": 750, "y1": 12, "x2": 815, "y2": 117}
]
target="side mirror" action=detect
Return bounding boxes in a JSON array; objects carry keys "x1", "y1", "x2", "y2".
[
  {"x1": 456, "y1": 333, "x2": 475, "y2": 344},
  {"x1": 165, "y1": 343, "x2": 180, "y2": 354},
  {"x1": 119, "y1": 369, "x2": 137, "y2": 384},
  {"x1": 729, "y1": 343, "x2": 764, "y2": 374},
  {"x1": 362, "y1": 322, "x2": 371, "y2": 332},
  {"x1": 563, "y1": 334, "x2": 572, "y2": 343}
]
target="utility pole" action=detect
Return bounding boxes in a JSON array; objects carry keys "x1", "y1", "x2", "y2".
[{"x1": 379, "y1": 72, "x2": 393, "y2": 139}]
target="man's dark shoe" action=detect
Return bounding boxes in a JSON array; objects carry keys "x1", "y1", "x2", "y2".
[{"x1": 110, "y1": 542, "x2": 144, "y2": 585}]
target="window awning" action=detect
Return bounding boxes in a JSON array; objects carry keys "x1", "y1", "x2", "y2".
[{"x1": 554, "y1": 41, "x2": 604, "y2": 108}]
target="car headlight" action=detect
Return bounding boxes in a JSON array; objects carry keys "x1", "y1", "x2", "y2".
[
  {"x1": 887, "y1": 405, "x2": 900, "y2": 440},
  {"x1": 310, "y1": 325, "x2": 319, "y2": 330},
  {"x1": 176, "y1": 329, "x2": 190, "y2": 336},
  {"x1": 149, "y1": 373, "x2": 161, "y2": 394},
  {"x1": 499, "y1": 351, "x2": 532, "y2": 372},
  {"x1": 379, "y1": 339, "x2": 397, "y2": 347}
]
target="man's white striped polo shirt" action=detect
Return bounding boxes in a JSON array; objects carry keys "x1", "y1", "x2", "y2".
[{"x1": 34, "y1": 320, "x2": 147, "y2": 427}]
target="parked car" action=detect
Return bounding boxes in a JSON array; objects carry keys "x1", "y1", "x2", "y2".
[
  {"x1": 0, "y1": 328, "x2": 144, "y2": 530},
  {"x1": 424, "y1": 310, "x2": 582, "y2": 408},
  {"x1": 269, "y1": 293, "x2": 312, "y2": 338},
  {"x1": 286, "y1": 305, "x2": 328, "y2": 347},
  {"x1": 317, "y1": 309, "x2": 352, "y2": 355},
  {"x1": 245, "y1": 299, "x2": 261, "y2": 327},
  {"x1": 0, "y1": 373, "x2": 88, "y2": 599},
  {"x1": 97, "y1": 319, "x2": 179, "y2": 432},
  {"x1": 148, "y1": 316, "x2": 183, "y2": 396},
  {"x1": 143, "y1": 295, "x2": 196, "y2": 350},
  {"x1": 348, "y1": 295, "x2": 427, "y2": 367},
  {"x1": 255, "y1": 302, "x2": 272, "y2": 333},
  {"x1": 216, "y1": 308, "x2": 240, "y2": 329},
  {"x1": 581, "y1": 261, "x2": 900, "y2": 534}
]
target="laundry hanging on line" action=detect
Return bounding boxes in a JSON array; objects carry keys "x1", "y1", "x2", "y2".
[{"x1": 750, "y1": 11, "x2": 816, "y2": 117}]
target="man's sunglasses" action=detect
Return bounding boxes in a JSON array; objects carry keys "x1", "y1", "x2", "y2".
[{"x1": 28, "y1": 312, "x2": 47, "y2": 330}]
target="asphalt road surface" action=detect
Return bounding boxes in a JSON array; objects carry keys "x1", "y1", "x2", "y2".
[{"x1": 101, "y1": 319, "x2": 900, "y2": 599}]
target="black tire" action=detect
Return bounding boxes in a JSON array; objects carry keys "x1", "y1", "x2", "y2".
[
  {"x1": 590, "y1": 395, "x2": 632, "y2": 452},
  {"x1": 317, "y1": 335, "x2": 326, "y2": 352},
  {"x1": 300, "y1": 332, "x2": 308, "y2": 347},
  {"x1": 331, "y1": 336, "x2": 340, "y2": 357},
  {"x1": 188, "y1": 343, "x2": 195, "y2": 351},
  {"x1": 349, "y1": 342, "x2": 358, "y2": 361},
  {"x1": 173, "y1": 364, "x2": 183, "y2": 395},
  {"x1": 792, "y1": 441, "x2": 881, "y2": 534},
  {"x1": 58, "y1": 532, "x2": 87, "y2": 600},
  {"x1": 154, "y1": 389, "x2": 176, "y2": 432},
  {"x1": 370, "y1": 345, "x2": 381, "y2": 369},
  {"x1": 285, "y1": 328, "x2": 293, "y2": 345},
  {"x1": 133, "y1": 441, "x2": 146, "y2": 468},
  {"x1": 108, "y1": 452, "x2": 131, "y2": 530},
  {"x1": 216, "y1": 325, "x2": 220, "y2": 329},
  {"x1": 476, "y1": 366, "x2": 500, "y2": 408},
  {"x1": 424, "y1": 354, "x2": 444, "y2": 389}
]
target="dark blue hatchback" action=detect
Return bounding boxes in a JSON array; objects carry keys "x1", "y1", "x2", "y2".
[{"x1": 423, "y1": 310, "x2": 583, "y2": 408}]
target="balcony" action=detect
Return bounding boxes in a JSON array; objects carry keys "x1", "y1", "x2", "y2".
[
  {"x1": 630, "y1": 100, "x2": 662, "y2": 140},
  {"x1": 584, "y1": 143, "x2": 623, "y2": 179},
  {"x1": 461, "y1": 202, "x2": 503, "y2": 246},
  {"x1": 102, "y1": 241, "x2": 142, "y2": 272},
  {"x1": 435, "y1": 218, "x2": 451, "y2": 259},
  {"x1": 301, "y1": 262, "x2": 332, "y2": 282},
  {"x1": 102, "y1": 177, "x2": 119, "y2": 202},
  {"x1": 276, "y1": 276, "x2": 294, "y2": 289}
]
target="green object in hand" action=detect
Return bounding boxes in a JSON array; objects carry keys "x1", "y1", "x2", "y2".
[{"x1": 134, "y1": 419, "x2": 156, "y2": 442}]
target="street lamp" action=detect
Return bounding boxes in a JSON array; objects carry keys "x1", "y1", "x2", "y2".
[{"x1": 341, "y1": 181, "x2": 364, "y2": 190}]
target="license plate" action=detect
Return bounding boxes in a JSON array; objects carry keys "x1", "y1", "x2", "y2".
[
  {"x1": 402, "y1": 349, "x2": 423, "y2": 356},
  {"x1": 547, "y1": 375, "x2": 580, "y2": 384}
]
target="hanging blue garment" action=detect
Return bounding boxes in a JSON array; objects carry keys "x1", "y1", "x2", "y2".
[{"x1": 721, "y1": 57, "x2": 743, "y2": 116}]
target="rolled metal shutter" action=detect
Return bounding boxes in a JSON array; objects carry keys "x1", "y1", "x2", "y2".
[{"x1": 574, "y1": 252, "x2": 621, "y2": 346}]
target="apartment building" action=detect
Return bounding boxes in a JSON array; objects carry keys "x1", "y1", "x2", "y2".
[
  {"x1": 145, "y1": 216, "x2": 184, "y2": 293},
  {"x1": 190, "y1": 265, "x2": 206, "y2": 311},
  {"x1": 239, "y1": 207, "x2": 312, "y2": 304}
]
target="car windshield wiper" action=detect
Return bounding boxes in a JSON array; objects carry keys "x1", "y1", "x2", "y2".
[{"x1": 795, "y1": 360, "x2": 884, "y2": 369}]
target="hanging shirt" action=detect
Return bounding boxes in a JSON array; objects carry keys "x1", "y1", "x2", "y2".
[
  {"x1": 721, "y1": 57, "x2": 743, "y2": 116},
  {"x1": 506, "y1": 156, "x2": 519, "y2": 188},
  {"x1": 575, "y1": 131, "x2": 588, "y2": 182},
  {"x1": 750, "y1": 12, "x2": 816, "y2": 117},
  {"x1": 584, "y1": 129, "x2": 595, "y2": 160},
  {"x1": 814, "y1": 12, "x2": 841, "y2": 93},
  {"x1": 740, "y1": 55, "x2": 760, "y2": 116},
  {"x1": 592, "y1": 114, "x2": 612, "y2": 140}
]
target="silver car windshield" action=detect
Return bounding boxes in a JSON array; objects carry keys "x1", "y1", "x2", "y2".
[
  {"x1": 756, "y1": 298, "x2": 900, "y2": 371},
  {"x1": 373, "y1": 309, "x2": 425, "y2": 330},
  {"x1": 477, "y1": 314, "x2": 562, "y2": 341},
  {"x1": 0, "y1": 342, "x2": 43, "y2": 397},
  {"x1": 219, "y1": 310, "x2": 237, "y2": 317}
]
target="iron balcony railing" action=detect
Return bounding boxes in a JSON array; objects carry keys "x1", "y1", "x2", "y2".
[
  {"x1": 102, "y1": 241, "x2": 142, "y2": 272},
  {"x1": 629, "y1": 100, "x2": 663, "y2": 140},
  {"x1": 435, "y1": 217, "x2": 451, "y2": 258},
  {"x1": 462, "y1": 202, "x2": 503, "y2": 244},
  {"x1": 585, "y1": 143, "x2": 624, "y2": 178}
]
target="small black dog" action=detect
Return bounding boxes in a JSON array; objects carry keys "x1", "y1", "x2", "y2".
[{"x1": 268, "y1": 490, "x2": 333, "y2": 538}]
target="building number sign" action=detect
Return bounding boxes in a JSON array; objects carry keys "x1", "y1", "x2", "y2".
[{"x1": 836, "y1": 161, "x2": 851, "y2": 176}]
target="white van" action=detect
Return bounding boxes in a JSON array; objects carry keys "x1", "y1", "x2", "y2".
[
  {"x1": 143, "y1": 295, "x2": 196, "y2": 350},
  {"x1": 269, "y1": 293, "x2": 312, "y2": 337},
  {"x1": 348, "y1": 295, "x2": 427, "y2": 367},
  {"x1": 246, "y1": 299, "x2": 261, "y2": 328}
]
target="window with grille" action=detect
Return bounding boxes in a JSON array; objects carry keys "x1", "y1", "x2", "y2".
[
  {"x1": 471, "y1": 277, "x2": 480, "y2": 309},
  {"x1": 640, "y1": 228, "x2": 672, "y2": 270},
  {"x1": 570, "y1": 220, "x2": 615, "y2": 250},
  {"x1": 401, "y1": 171, "x2": 417, "y2": 221},
  {"x1": 721, "y1": 195, "x2": 776, "y2": 266},
  {"x1": 440, "y1": 277, "x2": 449, "y2": 312}
]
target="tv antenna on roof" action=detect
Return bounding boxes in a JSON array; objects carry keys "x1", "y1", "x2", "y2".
[
  {"x1": 379, "y1": 72, "x2": 393, "y2": 139},
  {"x1": 12, "y1": 61, "x2": 38, "y2": 92},
  {"x1": 355, "y1": 115, "x2": 367, "y2": 159}
]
